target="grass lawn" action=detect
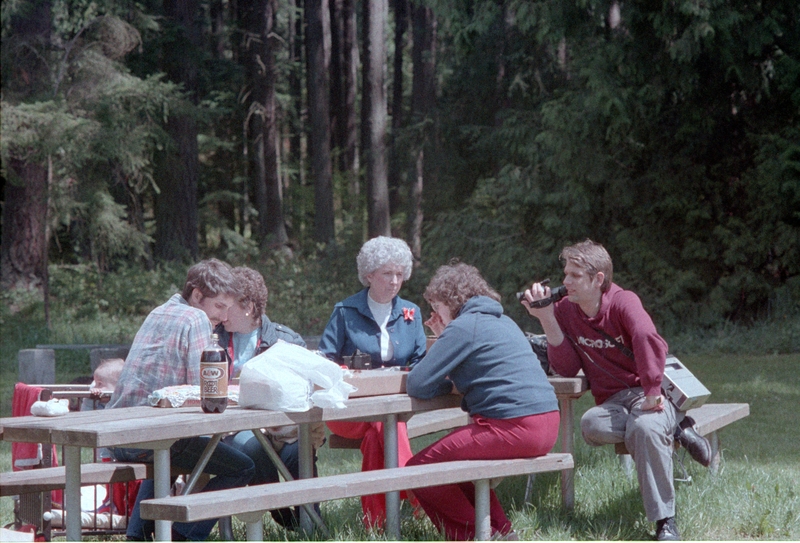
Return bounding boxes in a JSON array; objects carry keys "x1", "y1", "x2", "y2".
[{"x1": 1, "y1": 353, "x2": 798, "y2": 540}]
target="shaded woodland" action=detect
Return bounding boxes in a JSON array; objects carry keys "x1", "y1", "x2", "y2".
[{"x1": 2, "y1": 0, "x2": 798, "y2": 330}]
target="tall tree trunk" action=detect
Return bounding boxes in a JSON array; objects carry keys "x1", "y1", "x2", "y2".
[
  {"x1": 307, "y1": 0, "x2": 335, "y2": 244},
  {"x1": 329, "y1": 0, "x2": 345, "y2": 171},
  {"x1": 284, "y1": 0, "x2": 304, "y2": 234},
  {"x1": 209, "y1": 0, "x2": 226, "y2": 59},
  {"x1": 262, "y1": 0, "x2": 288, "y2": 247},
  {"x1": 364, "y1": 0, "x2": 391, "y2": 238},
  {"x1": 342, "y1": 0, "x2": 360, "y2": 198},
  {"x1": 408, "y1": 2, "x2": 436, "y2": 260},
  {"x1": 289, "y1": 0, "x2": 304, "y2": 175},
  {"x1": 240, "y1": 0, "x2": 289, "y2": 248},
  {"x1": 1, "y1": 159, "x2": 49, "y2": 294},
  {"x1": 388, "y1": 0, "x2": 408, "y2": 217},
  {"x1": 1, "y1": 2, "x2": 52, "y2": 296},
  {"x1": 155, "y1": 0, "x2": 201, "y2": 262}
]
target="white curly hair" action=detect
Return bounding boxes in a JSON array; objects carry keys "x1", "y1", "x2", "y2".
[{"x1": 356, "y1": 236, "x2": 414, "y2": 287}]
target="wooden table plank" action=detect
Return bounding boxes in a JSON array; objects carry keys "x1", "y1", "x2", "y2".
[
  {"x1": 549, "y1": 375, "x2": 589, "y2": 396},
  {"x1": 2, "y1": 394, "x2": 464, "y2": 448}
]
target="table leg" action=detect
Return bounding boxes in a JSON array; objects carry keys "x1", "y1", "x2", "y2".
[
  {"x1": 251, "y1": 430, "x2": 329, "y2": 536},
  {"x1": 237, "y1": 511, "x2": 264, "y2": 541},
  {"x1": 153, "y1": 446, "x2": 173, "y2": 541},
  {"x1": 298, "y1": 423, "x2": 314, "y2": 534},
  {"x1": 474, "y1": 478, "x2": 491, "y2": 540},
  {"x1": 384, "y1": 413, "x2": 401, "y2": 540},
  {"x1": 181, "y1": 434, "x2": 222, "y2": 495},
  {"x1": 559, "y1": 397, "x2": 575, "y2": 510},
  {"x1": 64, "y1": 445, "x2": 82, "y2": 542}
]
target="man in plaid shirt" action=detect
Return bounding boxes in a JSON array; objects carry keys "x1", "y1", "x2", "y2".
[{"x1": 109, "y1": 259, "x2": 255, "y2": 541}]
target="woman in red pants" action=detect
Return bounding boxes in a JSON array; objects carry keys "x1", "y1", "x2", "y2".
[
  {"x1": 406, "y1": 262, "x2": 560, "y2": 541},
  {"x1": 318, "y1": 236, "x2": 427, "y2": 529}
]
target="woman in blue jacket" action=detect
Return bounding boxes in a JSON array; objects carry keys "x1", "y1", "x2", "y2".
[
  {"x1": 407, "y1": 262, "x2": 560, "y2": 541},
  {"x1": 319, "y1": 236, "x2": 426, "y2": 528}
]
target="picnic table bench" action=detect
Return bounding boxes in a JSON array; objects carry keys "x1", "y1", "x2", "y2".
[
  {"x1": 334, "y1": 373, "x2": 588, "y2": 510},
  {"x1": 141, "y1": 453, "x2": 574, "y2": 541},
  {"x1": 0, "y1": 463, "x2": 149, "y2": 497},
  {"x1": 615, "y1": 402, "x2": 750, "y2": 472}
]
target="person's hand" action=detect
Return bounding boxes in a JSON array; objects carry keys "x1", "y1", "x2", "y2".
[
  {"x1": 521, "y1": 281, "x2": 556, "y2": 320},
  {"x1": 424, "y1": 311, "x2": 445, "y2": 337},
  {"x1": 642, "y1": 394, "x2": 665, "y2": 412},
  {"x1": 89, "y1": 387, "x2": 104, "y2": 400}
]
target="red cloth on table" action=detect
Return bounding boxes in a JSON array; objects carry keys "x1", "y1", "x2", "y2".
[
  {"x1": 12, "y1": 382, "x2": 63, "y2": 505},
  {"x1": 326, "y1": 420, "x2": 416, "y2": 529}
]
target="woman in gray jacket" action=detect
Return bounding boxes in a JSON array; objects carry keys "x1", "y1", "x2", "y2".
[
  {"x1": 406, "y1": 262, "x2": 560, "y2": 541},
  {"x1": 216, "y1": 266, "x2": 322, "y2": 530}
]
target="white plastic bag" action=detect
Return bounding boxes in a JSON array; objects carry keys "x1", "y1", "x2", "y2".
[
  {"x1": 30, "y1": 398, "x2": 69, "y2": 417},
  {"x1": 238, "y1": 341, "x2": 357, "y2": 411}
]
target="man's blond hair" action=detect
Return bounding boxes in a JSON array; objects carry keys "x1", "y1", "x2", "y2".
[{"x1": 560, "y1": 239, "x2": 613, "y2": 292}]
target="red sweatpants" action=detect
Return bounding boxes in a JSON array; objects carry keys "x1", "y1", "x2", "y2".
[
  {"x1": 406, "y1": 410, "x2": 560, "y2": 541},
  {"x1": 326, "y1": 420, "x2": 415, "y2": 528}
]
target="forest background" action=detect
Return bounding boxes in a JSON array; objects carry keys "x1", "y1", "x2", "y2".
[{"x1": 2, "y1": 0, "x2": 799, "y2": 347}]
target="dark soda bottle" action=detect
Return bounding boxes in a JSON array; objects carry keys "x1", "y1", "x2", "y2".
[{"x1": 200, "y1": 333, "x2": 228, "y2": 413}]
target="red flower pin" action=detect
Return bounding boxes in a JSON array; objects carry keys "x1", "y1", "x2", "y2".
[{"x1": 403, "y1": 308, "x2": 415, "y2": 322}]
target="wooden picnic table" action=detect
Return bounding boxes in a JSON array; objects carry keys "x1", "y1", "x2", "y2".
[
  {"x1": 0, "y1": 393, "x2": 461, "y2": 541},
  {"x1": 1, "y1": 374, "x2": 588, "y2": 542}
]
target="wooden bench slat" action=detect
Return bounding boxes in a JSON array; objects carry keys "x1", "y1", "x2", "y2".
[
  {"x1": 407, "y1": 408, "x2": 470, "y2": 439},
  {"x1": 690, "y1": 403, "x2": 749, "y2": 435},
  {"x1": 614, "y1": 402, "x2": 749, "y2": 456},
  {"x1": 141, "y1": 453, "x2": 574, "y2": 523},
  {"x1": 0, "y1": 462, "x2": 150, "y2": 497},
  {"x1": 329, "y1": 407, "x2": 470, "y2": 449}
]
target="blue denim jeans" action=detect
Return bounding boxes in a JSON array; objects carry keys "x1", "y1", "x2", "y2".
[
  {"x1": 113, "y1": 436, "x2": 255, "y2": 541},
  {"x1": 225, "y1": 431, "x2": 319, "y2": 529}
]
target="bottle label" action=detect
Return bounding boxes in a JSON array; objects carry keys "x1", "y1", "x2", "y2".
[{"x1": 201, "y1": 362, "x2": 228, "y2": 398}]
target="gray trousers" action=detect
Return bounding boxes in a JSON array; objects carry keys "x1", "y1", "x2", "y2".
[{"x1": 580, "y1": 387, "x2": 680, "y2": 522}]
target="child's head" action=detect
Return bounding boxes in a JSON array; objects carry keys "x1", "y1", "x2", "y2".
[{"x1": 94, "y1": 358, "x2": 125, "y2": 392}]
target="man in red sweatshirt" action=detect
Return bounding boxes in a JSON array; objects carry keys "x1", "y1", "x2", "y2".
[{"x1": 522, "y1": 239, "x2": 710, "y2": 542}]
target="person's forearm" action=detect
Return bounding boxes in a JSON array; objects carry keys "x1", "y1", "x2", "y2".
[{"x1": 538, "y1": 313, "x2": 565, "y2": 347}]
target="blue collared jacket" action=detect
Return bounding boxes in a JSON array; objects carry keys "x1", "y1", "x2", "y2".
[{"x1": 318, "y1": 289, "x2": 426, "y2": 368}]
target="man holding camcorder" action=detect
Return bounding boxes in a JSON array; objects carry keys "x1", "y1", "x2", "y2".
[{"x1": 521, "y1": 239, "x2": 710, "y2": 542}]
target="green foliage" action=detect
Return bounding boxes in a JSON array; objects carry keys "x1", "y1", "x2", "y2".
[
  {"x1": 82, "y1": 191, "x2": 152, "y2": 270},
  {"x1": 427, "y1": 0, "x2": 800, "y2": 330},
  {"x1": 46, "y1": 262, "x2": 187, "y2": 321},
  {"x1": 2, "y1": 3, "x2": 184, "y2": 273},
  {"x1": 0, "y1": 100, "x2": 95, "y2": 170}
]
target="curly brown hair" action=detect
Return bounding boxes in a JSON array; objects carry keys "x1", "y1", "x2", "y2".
[
  {"x1": 424, "y1": 261, "x2": 501, "y2": 317},
  {"x1": 232, "y1": 267, "x2": 269, "y2": 321}
]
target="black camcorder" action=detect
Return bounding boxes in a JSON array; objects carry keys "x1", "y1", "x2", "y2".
[
  {"x1": 516, "y1": 285, "x2": 568, "y2": 308},
  {"x1": 346, "y1": 351, "x2": 372, "y2": 370}
]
